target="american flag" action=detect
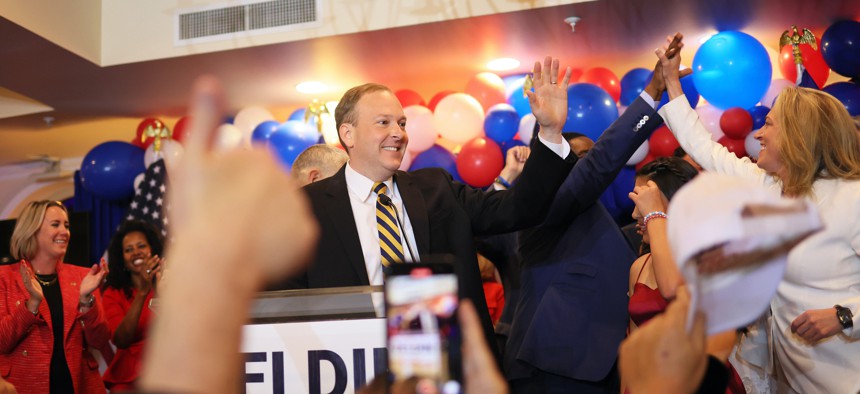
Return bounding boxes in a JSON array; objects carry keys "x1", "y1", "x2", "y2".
[{"x1": 126, "y1": 159, "x2": 170, "y2": 238}]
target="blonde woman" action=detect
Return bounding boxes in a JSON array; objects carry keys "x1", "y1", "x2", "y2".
[
  {"x1": 656, "y1": 34, "x2": 860, "y2": 393},
  {"x1": 0, "y1": 200, "x2": 110, "y2": 394}
]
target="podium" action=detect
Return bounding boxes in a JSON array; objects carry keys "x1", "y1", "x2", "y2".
[{"x1": 241, "y1": 286, "x2": 387, "y2": 394}]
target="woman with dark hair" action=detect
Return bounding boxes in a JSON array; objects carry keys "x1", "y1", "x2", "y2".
[
  {"x1": 101, "y1": 220, "x2": 163, "y2": 391},
  {"x1": 0, "y1": 200, "x2": 109, "y2": 394},
  {"x1": 627, "y1": 156, "x2": 698, "y2": 330}
]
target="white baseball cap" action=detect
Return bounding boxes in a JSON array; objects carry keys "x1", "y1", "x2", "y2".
[{"x1": 667, "y1": 173, "x2": 822, "y2": 335}]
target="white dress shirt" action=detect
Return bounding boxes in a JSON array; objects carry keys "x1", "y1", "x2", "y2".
[{"x1": 344, "y1": 134, "x2": 570, "y2": 285}]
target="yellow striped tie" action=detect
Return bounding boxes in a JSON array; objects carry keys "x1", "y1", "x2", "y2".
[{"x1": 373, "y1": 182, "x2": 405, "y2": 266}]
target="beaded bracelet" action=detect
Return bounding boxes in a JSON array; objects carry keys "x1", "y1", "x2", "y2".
[{"x1": 643, "y1": 211, "x2": 668, "y2": 229}]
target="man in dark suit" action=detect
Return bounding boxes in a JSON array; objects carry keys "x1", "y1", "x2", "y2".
[
  {"x1": 275, "y1": 57, "x2": 576, "y2": 357},
  {"x1": 503, "y1": 37, "x2": 687, "y2": 393}
]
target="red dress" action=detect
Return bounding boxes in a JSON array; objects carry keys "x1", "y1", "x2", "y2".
[
  {"x1": 101, "y1": 287, "x2": 154, "y2": 391},
  {"x1": 627, "y1": 255, "x2": 745, "y2": 394},
  {"x1": 482, "y1": 281, "x2": 505, "y2": 324}
]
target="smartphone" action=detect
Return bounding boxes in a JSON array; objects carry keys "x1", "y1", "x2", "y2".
[{"x1": 385, "y1": 261, "x2": 462, "y2": 394}]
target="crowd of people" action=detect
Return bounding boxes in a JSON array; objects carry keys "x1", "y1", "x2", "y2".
[{"x1": 1, "y1": 32, "x2": 858, "y2": 393}]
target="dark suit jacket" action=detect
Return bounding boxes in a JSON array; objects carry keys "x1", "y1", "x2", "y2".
[
  {"x1": 275, "y1": 141, "x2": 574, "y2": 357},
  {"x1": 506, "y1": 97, "x2": 663, "y2": 382}
]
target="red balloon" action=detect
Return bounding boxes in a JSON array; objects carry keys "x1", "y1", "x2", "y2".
[
  {"x1": 395, "y1": 89, "x2": 426, "y2": 108},
  {"x1": 718, "y1": 136, "x2": 747, "y2": 159},
  {"x1": 779, "y1": 44, "x2": 831, "y2": 88},
  {"x1": 581, "y1": 67, "x2": 621, "y2": 102},
  {"x1": 456, "y1": 137, "x2": 504, "y2": 187},
  {"x1": 428, "y1": 90, "x2": 456, "y2": 112},
  {"x1": 566, "y1": 68, "x2": 584, "y2": 84},
  {"x1": 135, "y1": 117, "x2": 166, "y2": 149},
  {"x1": 635, "y1": 153, "x2": 657, "y2": 171},
  {"x1": 172, "y1": 116, "x2": 192, "y2": 143},
  {"x1": 648, "y1": 126, "x2": 680, "y2": 157},
  {"x1": 130, "y1": 138, "x2": 147, "y2": 149},
  {"x1": 719, "y1": 108, "x2": 753, "y2": 139}
]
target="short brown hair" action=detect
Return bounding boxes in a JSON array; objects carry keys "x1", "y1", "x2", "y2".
[
  {"x1": 334, "y1": 83, "x2": 392, "y2": 152},
  {"x1": 10, "y1": 200, "x2": 68, "y2": 261},
  {"x1": 772, "y1": 87, "x2": 860, "y2": 196}
]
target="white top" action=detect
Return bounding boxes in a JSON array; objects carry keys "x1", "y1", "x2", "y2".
[
  {"x1": 659, "y1": 95, "x2": 860, "y2": 394},
  {"x1": 344, "y1": 135, "x2": 570, "y2": 286}
]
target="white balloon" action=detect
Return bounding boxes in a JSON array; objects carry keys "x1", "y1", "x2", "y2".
[
  {"x1": 745, "y1": 130, "x2": 762, "y2": 160},
  {"x1": 133, "y1": 173, "x2": 145, "y2": 190},
  {"x1": 626, "y1": 140, "x2": 650, "y2": 165},
  {"x1": 146, "y1": 139, "x2": 185, "y2": 173},
  {"x1": 234, "y1": 106, "x2": 275, "y2": 147},
  {"x1": 761, "y1": 79, "x2": 793, "y2": 108},
  {"x1": 518, "y1": 114, "x2": 537, "y2": 143},
  {"x1": 321, "y1": 101, "x2": 340, "y2": 145},
  {"x1": 487, "y1": 103, "x2": 516, "y2": 114},
  {"x1": 618, "y1": 104, "x2": 628, "y2": 115},
  {"x1": 215, "y1": 124, "x2": 243, "y2": 152},
  {"x1": 695, "y1": 105, "x2": 725, "y2": 141}
]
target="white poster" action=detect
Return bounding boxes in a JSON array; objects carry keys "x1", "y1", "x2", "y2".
[{"x1": 241, "y1": 318, "x2": 387, "y2": 394}]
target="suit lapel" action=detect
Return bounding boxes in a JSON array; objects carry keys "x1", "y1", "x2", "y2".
[
  {"x1": 394, "y1": 171, "x2": 429, "y2": 258},
  {"x1": 325, "y1": 169, "x2": 371, "y2": 285}
]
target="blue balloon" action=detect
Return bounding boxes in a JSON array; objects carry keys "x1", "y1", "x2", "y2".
[
  {"x1": 563, "y1": 83, "x2": 619, "y2": 141},
  {"x1": 506, "y1": 77, "x2": 533, "y2": 119},
  {"x1": 267, "y1": 121, "x2": 320, "y2": 168},
  {"x1": 620, "y1": 68, "x2": 652, "y2": 106},
  {"x1": 823, "y1": 82, "x2": 860, "y2": 116},
  {"x1": 222, "y1": 116, "x2": 235, "y2": 125},
  {"x1": 251, "y1": 120, "x2": 280, "y2": 145},
  {"x1": 821, "y1": 20, "x2": 860, "y2": 79},
  {"x1": 80, "y1": 141, "x2": 145, "y2": 201},
  {"x1": 692, "y1": 31, "x2": 772, "y2": 109},
  {"x1": 747, "y1": 105, "x2": 770, "y2": 130},
  {"x1": 647, "y1": 73, "x2": 701, "y2": 110},
  {"x1": 484, "y1": 107, "x2": 520, "y2": 143},
  {"x1": 500, "y1": 139, "x2": 527, "y2": 158},
  {"x1": 409, "y1": 145, "x2": 461, "y2": 182}
]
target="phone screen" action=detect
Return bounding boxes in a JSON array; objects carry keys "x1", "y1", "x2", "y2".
[{"x1": 385, "y1": 264, "x2": 461, "y2": 394}]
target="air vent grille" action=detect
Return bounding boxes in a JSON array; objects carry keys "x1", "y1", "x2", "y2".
[{"x1": 177, "y1": 0, "x2": 319, "y2": 43}]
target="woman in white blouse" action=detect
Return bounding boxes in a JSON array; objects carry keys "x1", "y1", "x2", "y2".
[{"x1": 655, "y1": 34, "x2": 860, "y2": 393}]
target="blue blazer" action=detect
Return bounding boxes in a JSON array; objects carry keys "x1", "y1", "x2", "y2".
[{"x1": 505, "y1": 96, "x2": 663, "y2": 382}]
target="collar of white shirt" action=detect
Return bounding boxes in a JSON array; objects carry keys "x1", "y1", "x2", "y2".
[{"x1": 344, "y1": 162, "x2": 395, "y2": 202}]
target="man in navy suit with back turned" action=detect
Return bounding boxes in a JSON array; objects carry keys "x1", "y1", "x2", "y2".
[
  {"x1": 272, "y1": 56, "x2": 577, "y2": 361},
  {"x1": 505, "y1": 35, "x2": 687, "y2": 393}
]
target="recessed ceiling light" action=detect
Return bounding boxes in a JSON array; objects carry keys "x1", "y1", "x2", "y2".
[
  {"x1": 487, "y1": 58, "x2": 520, "y2": 71},
  {"x1": 296, "y1": 81, "x2": 329, "y2": 94}
]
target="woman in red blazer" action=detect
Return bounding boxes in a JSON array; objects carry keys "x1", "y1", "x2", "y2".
[
  {"x1": 101, "y1": 220, "x2": 163, "y2": 391},
  {"x1": 0, "y1": 200, "x2": 110, "y2": 394}
]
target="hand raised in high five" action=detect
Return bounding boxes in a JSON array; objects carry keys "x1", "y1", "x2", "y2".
[
  {"x1": 645, "y1": 32, "x2": 691, "y2": 101},
  {"x1": 528, "y1": 56, "x2": 572, "y2": 143},
  {"x1": 654, "y1": 33, "x2": 693, "y2": 100}
]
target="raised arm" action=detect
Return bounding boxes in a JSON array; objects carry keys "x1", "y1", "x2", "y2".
[
  {"x1": 655, "y1": 33, "x2": 770, "y2": 183},
  {"x1": 628, "y1": 181, "x2": 683, "y2": 299}
]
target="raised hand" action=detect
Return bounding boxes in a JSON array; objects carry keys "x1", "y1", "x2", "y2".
[
  {"x1": 498, "y1": 146, "x2": 531, "y2": 186},
  {"x1": 528, "y1": 56, "x2": 572, "y2": 142},
  {"x1": 19, "y1": 262, "x2": 43, "y2": 313},
  {"x1": 79, "y1": 259, "x2": 108, "y2": 301},
  {"x1": 628, "y1": 180, "x2": 668, "y2": 216},
  {"x1": 140, "y1": 255, "x2": 162, "y2": 294},
  {"x1": 654, "y1": 33, "x2": 693, "y2": 100},
  {"x1": 645, "y1": 32, "x2": 690, "y2": 101}
]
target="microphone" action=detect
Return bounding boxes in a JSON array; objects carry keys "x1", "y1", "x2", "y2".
[{"x1": 379, "y1": 194, "x2": 418, "y2": 262}]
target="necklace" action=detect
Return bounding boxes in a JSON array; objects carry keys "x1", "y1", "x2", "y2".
[{"x1": 34, "y1": 273, "x2": 58, "y2": 287}]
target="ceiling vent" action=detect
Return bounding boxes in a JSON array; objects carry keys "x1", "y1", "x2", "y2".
[{"x1": 176, "y1": 0, "x2": 321, "y2": 44}]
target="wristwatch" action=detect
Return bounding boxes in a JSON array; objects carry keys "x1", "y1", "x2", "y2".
[{"x1": 834, "y1": 305, "x2": 853, "y2": 329}]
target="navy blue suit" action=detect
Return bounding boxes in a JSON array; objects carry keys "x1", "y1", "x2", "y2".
[{"x1": 505, "y1": 96, "x2": 663, "y2": 392}]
